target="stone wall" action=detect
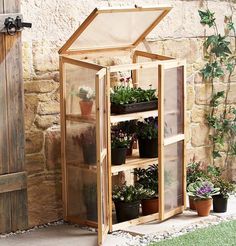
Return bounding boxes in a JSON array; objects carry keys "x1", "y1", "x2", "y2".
[{"x1": 21, "y1": 0, "x2": 236, "y2": 226}]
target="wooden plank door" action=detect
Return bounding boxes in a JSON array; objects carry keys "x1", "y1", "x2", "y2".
[{"x1": 0, "y1": 0, "x2": 28, "y2": 233}]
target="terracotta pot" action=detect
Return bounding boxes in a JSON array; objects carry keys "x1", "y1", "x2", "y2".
[
  {"x1": 79, "y1": 101, "x2": 93, "y2": 116},
  {"x1": 141, "y1": 197, "x2": 159, "y2": 216},
  {"x1": 195, "y1": 198, "x2": 212, "y2": 216},
  {"x1": 189, "y1": 196, "x2": 196, "y2": 210}
]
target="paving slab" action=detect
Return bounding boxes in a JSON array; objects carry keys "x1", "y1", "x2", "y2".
[{"x1": 0, "y1": 196, "x2": 235, "y2": 246}]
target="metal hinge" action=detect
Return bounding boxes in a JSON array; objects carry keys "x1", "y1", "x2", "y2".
[{"x1": 0, "y1": 13, "x2": 32, "y2": 35}]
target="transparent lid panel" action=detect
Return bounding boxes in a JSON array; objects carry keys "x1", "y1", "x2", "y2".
[
  {"x1": 164, "y1": 141, "x2": 184, "y2": 213},
  {"x1": 69, "y1": 10, "x2": 165, "y2": 51},
  {"x1": 164, "y1": 67, "x2": 184, "y2": 138}
]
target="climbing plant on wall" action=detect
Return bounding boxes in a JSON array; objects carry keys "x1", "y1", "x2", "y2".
[{"x1": 199, "y1": 1, "x2": 236, "y2": 173}]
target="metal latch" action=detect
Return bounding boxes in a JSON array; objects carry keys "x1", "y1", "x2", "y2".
[{"x1": 0, "y1": 13, "x2": 32, "y2": 35}]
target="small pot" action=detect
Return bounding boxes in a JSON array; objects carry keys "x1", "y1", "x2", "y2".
[
  {"x1": 138, "y1": 138, "x2": 158, "y2": 158},
  {"x1": 141, "y1": 197, "x2": 159, "y2": 216},
  {"x1": 189, "y1": 196, "x2": 196, "y2": 210},
  {"x1": 195, "y1": 198, "x2": 212, "y2": 216},
  {"x1": 79, "y1": 100, "x2": 93, "y2": 116},
  {"x1": 114, "y1": 200, "x2": 140, "y2": 222},
  {"x1": 111, "y1": 148, "x2": 127, "y2": 165},
  {"x1": 213, "y1": 194, "x2": 228, "y2": 213},
  {"x1": 82, "y1": 144, "x2": 96, "y2": 165}
]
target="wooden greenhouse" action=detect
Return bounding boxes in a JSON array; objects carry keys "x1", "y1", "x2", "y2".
[{"x1": 59, "y1": 6, "x2": 186, "y2": 245}]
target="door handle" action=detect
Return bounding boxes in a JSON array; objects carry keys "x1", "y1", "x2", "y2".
[{"x1": 3, "y1": 16, "x2": 32, "y2": 35}]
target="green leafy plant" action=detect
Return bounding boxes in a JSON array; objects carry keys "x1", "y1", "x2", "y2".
[
  {"x1": 111, "y1": 126, "x2": 131, "y2": 149},
  {"x1": 187, "y1": 179, "x2": 220, "y2": 200},
  {"x1": 136, "y1": 117, "x2": 158, "y2": 140},
  {"x1": 110, "y1": 86, "x2": 157, "y2": 105},
  {"x1": 134, "y1": 164, "x2": 158, "y2": 198},
  {"x1": 187, "y1": 160, "x2": 208, "y2": 186},
  {"x1": 199, "y1": 3, "x2": 236, "y2": 171},
  {"x1": 112, "y1": 184, "x2": 155, "y2": 203},
  {"x1": 212, "y1": 177, "x2": 236, "y2": 199},
  {"x1": 72, "y1": 126, "x2": 96, "y2": 146}
]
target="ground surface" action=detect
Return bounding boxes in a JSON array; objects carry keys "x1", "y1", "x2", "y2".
[{"x1": 0, "y1": 196, "x2": 236, "y2": 246}]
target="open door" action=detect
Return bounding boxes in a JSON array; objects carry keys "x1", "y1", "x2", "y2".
[
  {"x1": 95, "y1": 68, "x2": 109, "y2": 245},
  {"x1": 159, "y1": 62, "x2": 186, "y2": 220}
]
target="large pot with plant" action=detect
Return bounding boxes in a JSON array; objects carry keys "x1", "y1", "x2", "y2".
[
  {"x1": 112, "y1": 184, "x2": 154, "y2": 222},
  {"x1": 187, "y1": 179, "x2": 220, "y2": 216},
  {"x1": 111, "y1": 127, "x2": 131, "y2": 165},
  {"x1": 136, "y1": 117, "x2": 158, "y2": 158},
  {"x1": 212, "y1": 177, "x2": 236, "y2": 213},
  {"x1": 74, "y1": 86, "x2": 95, "y2": 116},
  {"x1": 83, "y1": 183, "x2": 97, "y2": 221},
  {"x1": 187, "y1": 158, "x2": 208, "y2": 210},
  {"x1": 110, "y1": 84, "x2": 158, "y2": 114},
  {"x1": 134, "y1": 164, "x2": 159, "y2": 215},
  {"x1": 72, "y1": 126, "x2": 96, "y2": 165}
]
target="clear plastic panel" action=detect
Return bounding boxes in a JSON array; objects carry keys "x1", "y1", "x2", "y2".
[
  {"x1": 69, "y1": 10, "x2": 164, "y2": 50},
  {"x1": 164, "y1": 67, "x2": 184, "y2": 138},
  {"x1": 65, "y1": 63, "x2": 98, "y2": 116},
  {"x1": 66, "y1": 120, "x2": 98, "y2": 222},
  {"x1": 164, "y1": 141, "x2": 183, "y2": 213}
]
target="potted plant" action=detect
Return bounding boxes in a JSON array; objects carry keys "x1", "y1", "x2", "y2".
[
  {"x1": 112, "y1": 184, "x2": 154, "y2": 222},
  {"x1": 83, "y1": 183, "x2": 97, "y2": 221},
  {"x1": 111, "y1": 127, "x2": 131, "y2": 165},
  {"x1": 73, "y1": 86, "x2": 95, "y2": 116},
  {"x1": 212, "y1": 177, "x2": 236, "y2": 213},
  {"x1": 187, "y1": 159, "x2": 208, "y2": 210},
  {"x1": 110, "y1": 85, "x2": 158, "y2": 114},
  {"x1": 187, "y1": 179, "x2": 220, "y2": 216},
  {"x1": 117, "y1": 120, "x2": 137, "y2": 156},
  {"x1": 136, "y1": 117, "x2": 158, "y2": 158},
  {"x1": 72, "y1": 126, "x2": 96, "y2": 165},
  {"x1": 134, "y1": 164, "x2": 158, "y2": 215}
]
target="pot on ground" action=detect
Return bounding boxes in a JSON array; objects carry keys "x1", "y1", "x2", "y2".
[
  {"x1": 111, "y1": 147, "x2": 127, "y2": 165},
  {"x1": 138, "y1": 138, "x2": 158, "y2": 158},
  {"x1": 189, "y1": 196, "x2": 196, "y2": 210},
  {"x1": 141, "y1": 197, "x2": 159, "y2": 216},
  {"x1": 213, "y1": 194, "x2": 228, "y2": 213},
  {"x1": 195, "y1": 198, "x2": 212, "y2": 216},
  {"x1": 114, "y1": 201, "x2": 140, "y2": 222}
]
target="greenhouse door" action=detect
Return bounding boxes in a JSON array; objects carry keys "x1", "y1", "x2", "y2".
[
  {"x1": 0, "y1": 0, "x2": 28, "y2": 233},
  {"x1": 158, "y1": 63, "x2": 186, "y2": 221},
  {"x1": 95, "y1": 68, "x2": 109, "y2": 245}
]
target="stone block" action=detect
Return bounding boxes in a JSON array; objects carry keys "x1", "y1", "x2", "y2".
[
  {"x1": 195, "y1": 84, "x2": 212, "y2": 105},
  {"x1": 191, "y1": 123, "x2": 210, "y2": 147},
  {"x1": 26, "y1": 153, "x2": 45, "y2": 175},
  {"x1": 191, "y1": 106, "x2": 210, "y2": 123},
  {"x1": 45, "y1": 130, "x2": 61, "y2": 170},
  {"x1": 38, "y1": 101, "x2": 60, "y2": 115},
  {"x1": 227, "y1": 83, "x2": 236, "y2": 104},
  {"x1": 24, "y1": 95, "x2": 39, "y2": 130},
  {"x1": 186, "y1": 111, "x2": 191, "y2": 143},
  {"x1": 187, "y1": 146, "x2": 212, "y2": 165},
  {"x1": 27, "y1": 174, "x2": 62, "y2": 227},
  {"x1": 186, "y1": 85, "x2": 195, "y2": 110},
  {"x1": 35, "y1": 115, "x2": 57, "y2": 130},
  {"x1": 24, "y1": 80, "x2": 59, "y2": 93},
  {"x1": 25, "y1": 131, "x2": 44, "y2": 154}
]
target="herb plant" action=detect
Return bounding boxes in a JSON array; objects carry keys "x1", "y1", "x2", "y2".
[
  {"x1": 112, "y1": 184, "x2": 155, "y2": 203},
  {"x1": 111, "y1": 127, "x2": 131, "y2": 149},
  {"x1": 110, "y1": 86, "x2": 157, "y2": 105},
  {"x1": 72, "y1": 126, "x2": 96, "y2": 146},
  {"x1": 134, "y1": 164, "x2": 158, "y2": 197},
  {"x1": 212, "y1": 177, "x2": 236, "y2": 199},
  {"x1": 136, "y1": 117, "x2": 158, "y2": 140}
]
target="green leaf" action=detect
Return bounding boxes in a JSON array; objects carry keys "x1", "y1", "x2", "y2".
[
  {"x1": 227, "y1": 22, "x2": 235, "y2": 31},
  {"x1": 213, "y1": 150, "x2": 222, "y2": 159},
  {"x1": 226, "y1": 63, "x2": 234, "y2": 73},
  {"x1": 199, "y1": 10, "x2": 216, "y2": 27}
]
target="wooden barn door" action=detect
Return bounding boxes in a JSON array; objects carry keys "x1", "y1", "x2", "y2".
[{"x1": 0, "y1": 0, "x2": 28, "y2": 233}]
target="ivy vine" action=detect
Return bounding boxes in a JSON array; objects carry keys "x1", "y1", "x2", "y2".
[{"x1": 199, "y1": 2, "x2": 236, "y2": 169}]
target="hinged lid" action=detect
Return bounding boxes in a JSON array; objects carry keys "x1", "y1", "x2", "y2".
[{"x1": 59, "y1": 5, "x2": 172, "y2": 54}]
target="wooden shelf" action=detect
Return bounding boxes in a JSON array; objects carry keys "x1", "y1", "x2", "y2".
[
  {"x1": 66, "y1": 114, "x2": 96, "y2": 123},
  {"x1": 110, "y1": 110, "x2": 158, "y2": 124},
  {"x1": 111, "y1": 150, "x2": 158, "y2": 174}
]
